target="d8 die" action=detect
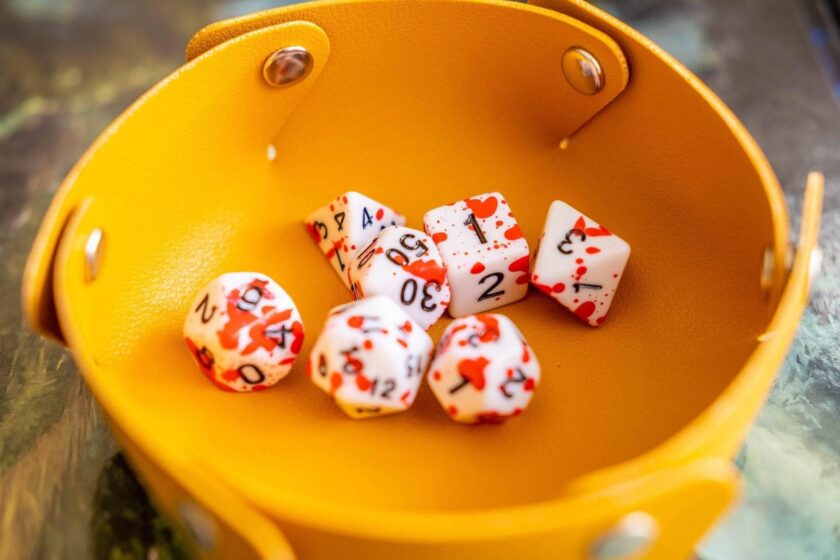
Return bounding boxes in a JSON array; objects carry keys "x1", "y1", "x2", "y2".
[
  {"x1": 348, "y1": 226, "x2": 450, "y2": 330},
  {"x1": 427, "y1": 314, "x2": 539, "y2": 423},
  {"x1": 183, "y1": 272, "x2": 305, "y2": 392},
  {"x1": 531, "y1": 201, "x2": 630, "y2": 326},
  {"x1": 423, "y1": 192, "x2": 530, "y2": 317},
  {"x1": 305, "y1": 191, "x2": 405, "y2": 288},
  {"x1": 308, "y1": 295, "x2": 433, "y2": 418}
]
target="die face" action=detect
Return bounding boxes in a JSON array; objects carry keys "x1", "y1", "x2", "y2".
[
  {"x1": 423, "y1": 192, "x2": 530, "y2": 317},
  {"x1": 305, "y1": 192, "x2": 405, "y2": 288},
  {"x1": 427, "y1": 314, "x2": 540, "y2": 423},
  {"x1": 348, "y1": 226, "x2": 450, "y2": 330},
  {"x1": 308, "y1": 296, "x2": 433, "y2": 418},
  {"x1": 531, "y1": 201, "x2": 630, "y2": 326},
  {"x1": 183, "y1": 273, "x2": 305, "y2": 392}
]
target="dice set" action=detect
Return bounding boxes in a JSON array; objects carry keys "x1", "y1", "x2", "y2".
[{"x1": 182, "y1": 190, "x2": 630, "y2": 425}]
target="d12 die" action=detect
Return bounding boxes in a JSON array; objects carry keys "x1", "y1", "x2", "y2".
[
  {"x1": 348, "y1": 226, "x2": 450, "y2": 330},
  {"x1": 307, "y1": 295, "x2": 433, "y2": 418},
  {"x1": 427, "y1": 314, "x2": 539, "y2": 423},
  {"x1": 183, "y1": 272, "x2": 305, "y2": 392},
  {"x1": 305, "y1": 191, "x2": 405, "y2": 288},
  {"x1": 531, "y1": 201, "x2": 630, "y2": 326},
  {"x1": 423, "y1": 192, "x2": 530, "y2": 317}
]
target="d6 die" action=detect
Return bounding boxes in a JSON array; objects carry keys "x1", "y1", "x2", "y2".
[
  {"x1": 184, "y1": 272, "x2": 305, "y2": 392},
  {"x1": 531, "y1": 201, "x2": 630, "y2": 326},
  {"x1": 348, "y1": 226, "x2": 450, "y2": 330},
  {"x1": 423, "y1": 192, "x2": 530, "y2": 317},
  {"x1": 427, "y1": 314, "x2": 539, "y2": 423},
  {"x1": 305, "y1": 191, "x2": 405, "y2": 288},
  {"x1": 308, "y1": 295, "x2": 433, "y2": 418}
]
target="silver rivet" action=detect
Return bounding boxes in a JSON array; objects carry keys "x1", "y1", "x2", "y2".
[
  {"x1": 263, "y1": 46, "x2": 313, "y2": 88},
  {"x1": 590, "y1": 512, "x2": 658, "y2": 559},
  {"x1": 84, "y1": 228, "x2": 104, "y2": 283},
  {"x1": 179, "y1": 500, "x2": 217, "y2": 552},
  {"x1": 562, "y1": 47, "x2": 604, "y2": 95}
]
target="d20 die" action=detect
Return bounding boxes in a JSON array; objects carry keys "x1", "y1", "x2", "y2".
[
  {"x1": 348, "y1": 226, "x2": 450, "y2": 330},
  {"x1": 307, "y1": 295, "x2": 433, "y2": 418},
  {"x1": 305, "y1": 191, "x2": 405, "y2": 288},
  {"x1": 531, "y1": 201, "x2": 630, "y2": 326},
  {"x1": 423, "y1": 192, "x2": 530, "y2": 317},
  {"x1": 427, "y1": 314, "x2": 540, "y2": 423},
  {"x1": 183, "y1": 272, "x2": 304, "y2": 392}
]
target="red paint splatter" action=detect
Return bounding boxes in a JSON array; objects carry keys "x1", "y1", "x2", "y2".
[
  {"x1": 221, "y1": 369, "x2": 240, "y2": 382},
  {"x1": 496, "y1": 220, "x2": 504, "y2": 227},
  {"x1": 465, "y1": 196, "x2": 498, "y2": 219},
  {"x1": 403, "y1": 259, "x2": 447, "y2": 284},
  {"x1": 458, "y1": 357, "x2": 489, "y2": 390},
  {"x1": 305, "y1": 222, "x2": 321, "y2": 243},
  {"x1": 279, "y1": 356, "x2": 296, "y2": 366},
  {"x1": 375, "y1": 208, "x2": 384, "y2": 220},
  {"x1": 432, "y1": 371, "x2": 442, "y2": 381},
  {"x1": 476, "y1": 411, "x2": 516, "y2": 424},
  {"x1": 575, "y1": 258, "x2": 583, "y2": 264},
  {"x1": 470, "y1": 262, "x2": 485, "y2": 274},
  {"x1": 524, "y1": 378, "x2": 536, "y2": 391},
  {"x1": 397, "y1": 339, "x2": 408, "y2": 348},
  {"x1": 363, "y1": 339, "x2": 374, "y2": 350},
  {"x1": 432, "y1": 232, "x2": 448, "y2": 244},
  {"x1": 242, "y1": 309, "x2": 293, "y2": 355},
  {"x1": 596, "y1": 316, "x2": 607, "y2": 325},
  {"x1": 447, "y1": 405, "x2": 459, "y2": 416},
  {"x1": 504, "y1": 224, "x2": 524, "y2": 240},
  {"x1": 330, "y1": 372, "x2": 343, "y2": 393},
  {"x1": 217, "y1": 280, "x2": 274, "y2": 350},
  {"x1": 475, "y1": 315, "x2": 501, "y2": 343},
  {"x1": 508, "y1": 254, "x2": 530, "y2": 284},
  {"x1": 400, "y1": 391, "x2": 412, "y2": 406},
  {"x1": 252, "y1": 384, "x2": 269, "y2": 391},
  {"x1": 347, "y1": 316, "x2": 365, "y2": 329},
  {"x1": 342, "y1": 195, "x2": 348, "y2": 204},
  {"x1": 533, "y1": 282, "x2": 565, "y2": 295},
  {"x1": 356, "y1": 373, "x2": 372, "y2": 391},
  {"x1": 522, "y1": 345, "x2": 530, "y2": 363},
  {"x1": 575, "y1": 301, "x2": 596, "y2": 320},
  {"x1": 401, "y1": 321, "x2": 413, "y2": 333},
  {"x1": 586, "y1": 247, "x2": 601, "y2": 254}
]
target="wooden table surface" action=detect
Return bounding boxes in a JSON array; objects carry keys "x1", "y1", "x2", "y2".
[{"x1": 1, "y1": 0, "x2": 838, "y2": 558}]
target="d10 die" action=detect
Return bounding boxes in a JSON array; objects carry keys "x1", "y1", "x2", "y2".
[
  {"x1": 427, "y1": 314, "x2": 540, "y2": 423},
  {"x1": 184, "y1": 272, "x2": 305, "y2": 392},
  {"x1": 531, "y1": 201, "x2": 630, "y2": 326},
  {"x1": 305, "y1": 191, "x2": 405, "y2": 288},
  {"x1": 348, "y1": 226, "x2": 450, "y2": 330},
  {"x1": 423, "y1": 192, "x2": 530, "y2": 317},
  {"x1": 308, "y1": 295, "x2": 434, "y2": 418}
]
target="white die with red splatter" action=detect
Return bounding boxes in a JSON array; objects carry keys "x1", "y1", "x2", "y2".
[
  {"x1": 183, "y1": 273, "x2": 305, "y2": 392},
  {"x1": 347, "y1": 226, "x2": 450, "y2": 330},
  {"x1": 307, "y1": 296, "x2": 433, "y2": 418},
  {"x1": 305, "y1": 191, "x2": 405, "y2": 289},
  {"x1": 531, "y1": 201, "x2": 630, "y2": 326},
  {"x1": 423, "y1": 192, "x2": 530, "y2": 317},
  {"x1": 427, "y1": 314, "x2": 539, "y2": 423}
]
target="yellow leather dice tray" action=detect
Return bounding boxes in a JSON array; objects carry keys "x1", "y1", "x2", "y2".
[{"x1": 22, "y1": 0, "x2": 824, "y2": 558}]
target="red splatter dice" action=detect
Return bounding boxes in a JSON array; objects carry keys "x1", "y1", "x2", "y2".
[
  {"x1": 427, "y1": 314, "x2": 540, "y2": 423},
  {"x1": 308, "y1": 295, "x2": 433, "y2": 418},
  {"x1": 183, "y1": 273, "x2": 305, "y2": 392},
  {"x1": 531, "y1": 201, "x2": 630, "y2": 326},
  {"x1": 423, "y1": 192, "x2": 530, "y2": 317},
  {"x1": 347, "y1": 226, "x2": 450, "y2": 330},
  {"x1": 305, "y1": 191, "x2": 405, "y2": 289}
]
